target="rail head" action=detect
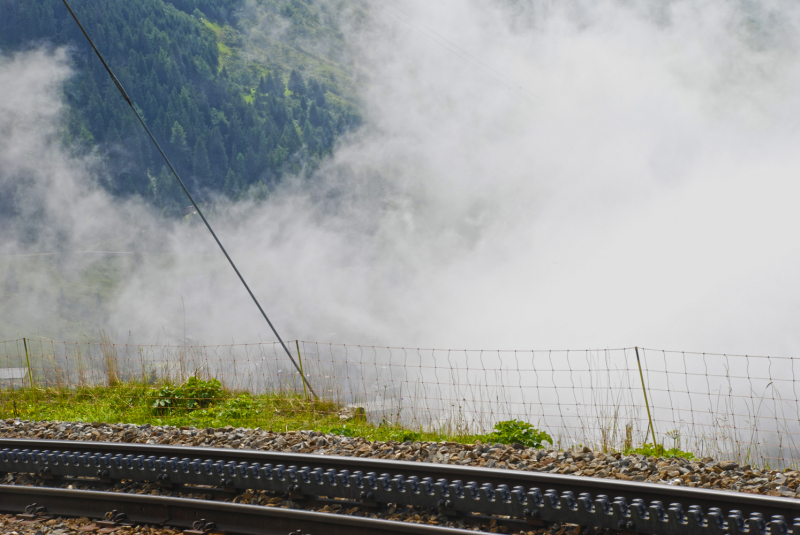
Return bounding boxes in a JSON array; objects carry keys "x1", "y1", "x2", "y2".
[
  {"x1": 2, "y1": 438, "x2": 800, "y2": 535},
  {"x1": 0, "y1": 484, "x2": 477, "y2": 535},
  {"x1": 1, "y1": 438, "x2": 798, "y2": 517}
]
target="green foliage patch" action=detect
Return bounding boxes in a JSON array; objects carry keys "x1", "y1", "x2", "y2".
[
  {"x1": 217, "y1": 394, "x2": 255, "y2": 420},
  {"x1": 7, "y1": 377, "x2": 704, "y2": 462},
  {"x1": 0, "y1": 379, "x2": 518, "y2": 445},
  {"x1": 388, "y1": 429, "x2": 422, "y2": 443},
  {"x1": 482, "y1": 419, "x2": 552, "y2": 449},
  {"x1": 150, "y1": 376, "x2": 224, "y2": 414},
  {"x1": 625, "y1": 442, "x2": 695, "y2": 460},
  {"x1": 327, "y1": 423, "x2": 359, "y2": 437}
]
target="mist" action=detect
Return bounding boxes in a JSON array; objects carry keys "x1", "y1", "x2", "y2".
[{"x1": 4, "y1": 0, "x2": 800, "y2": 356}]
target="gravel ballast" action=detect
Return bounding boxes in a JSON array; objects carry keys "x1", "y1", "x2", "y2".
[
  {"x1": 1, "y1": 419, "x2": 798, "y2": 499},
  {"x1": 0, "y1": 513, "x2": 182, "y2": 535}
]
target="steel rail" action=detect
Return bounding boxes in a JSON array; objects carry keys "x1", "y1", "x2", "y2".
[
  {"x1": 3, "y1": 440, "x2": 800, "y2": 534},
  {"x1": 2, "y1": 438, "x2": 798, "y2": 523},
  {"x1": 0, "y1": 484, "x2": 476, "y2": 535}
]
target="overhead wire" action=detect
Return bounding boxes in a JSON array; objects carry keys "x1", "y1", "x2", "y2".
[
  {"x1": 57, "y1": 0, "x2": 534, "y2": 399},
  {"x1": 59, "y1": 0, "x2": 317, "y2": 398}
]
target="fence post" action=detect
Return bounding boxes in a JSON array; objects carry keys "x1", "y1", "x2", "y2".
[
  {"x1": 635, "y1": 346, "x2": 657, "y2": 445},
  {"x1": 296, "y1": 340, "x2": 308, "y2": 402},
  {"x1": 22, "y1": 338, "x2": 34, "y2": 389}
]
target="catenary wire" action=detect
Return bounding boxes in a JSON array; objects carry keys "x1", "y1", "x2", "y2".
[{"x1": 59, "y1": 0, "x2": 317, "y2": 398}]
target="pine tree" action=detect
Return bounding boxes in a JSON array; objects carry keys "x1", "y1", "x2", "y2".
[
  {"x1": 234, "y1": 152, "x2": 246, "y2": 177},
  {"x1": 170, "y1": 121, "x2": 191, "y2": 167},
  {"x1": 192, "y1": 136, "x2": 211, "y2": 181},
  {"x1": 207, "y1": 126, "x2": 228, "y2": 185},
  {"x1": 223, "y1": 168, "x2": 239, "y2": 199},
  {"x1": 288, "y1": 69, "x2": 306, "y2": 96},
  {"x1": 279, "y1": 122, "x2": 302, "y2": 153},
  {"x1": 155, "y1": 165, "x2": 180, "y2": 204},
  {"x1": 302, "y1": 119, "x2": 316, "y2": 152},
  {"x1": 267, "y1": 72, "x2": 282, "y2": 95},
  {"x1": 308, "y1": 101, "x2": 322, "y2": 127}
]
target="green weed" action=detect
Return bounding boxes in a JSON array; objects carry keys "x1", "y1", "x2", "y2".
[
  {"x1": 625, "y1": 442, "x2": 695, "y2": 460},
  {"x1": 328, "y1": 423, "x2": 359, "y2": 437},
  {"x1": 150, "y1": 376, "x2": 224, "y2": 414},
  {"x1": 481, "y1": 419, "x2": 553, "y2": 449}
]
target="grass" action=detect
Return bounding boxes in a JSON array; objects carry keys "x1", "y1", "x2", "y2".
[
  {"x1": 0, "y1": 341, "x2": 743, "y2": 463},
  {"x1": 0, "y1": 380, "x2": 493, "y2": 444},
  {"x1": 0, "y1": 379, "x2": 701, "y2": 458},
  {"x1": 201, "y1": 19, "x2": 238, "y2": 72}
]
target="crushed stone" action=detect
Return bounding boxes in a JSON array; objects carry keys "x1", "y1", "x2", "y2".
[{"x1": 2, "y1": 419, "x2": 796, "y2": 498}]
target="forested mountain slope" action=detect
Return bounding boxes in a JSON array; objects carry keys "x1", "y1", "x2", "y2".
[{"x1": 0, "y1": 0, "x2": 362, "y2": 215}]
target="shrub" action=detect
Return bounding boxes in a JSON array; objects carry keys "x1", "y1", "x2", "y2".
[
  {"x1": 484, "y1": 419, "x2": 552, "y2": 449},
  {"x1": 182, "y1": 376, "x2": 223, "y2": 409},
  {"x1": 151, "y1": 385, "x2": 180, "y2": 415},
  {"x1": 149, "y1": 376, "x2": 224, "y2": 415}
]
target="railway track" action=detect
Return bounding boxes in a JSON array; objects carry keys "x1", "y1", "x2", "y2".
[
  {"x1": 0, "y1": 485, "x2": 476, "y2": 535},
  {"x1": 1, "y1": 438, "x2": 799, "y2": 534}
]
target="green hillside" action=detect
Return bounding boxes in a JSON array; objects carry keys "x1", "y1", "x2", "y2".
[{"x1": 0, "y1": 0, "x2": 362, "y2": 216}]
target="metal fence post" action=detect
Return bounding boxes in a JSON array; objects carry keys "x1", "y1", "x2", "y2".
[
  {"x1": 296, "y1": 340, "x2": 308, "y2": 402},
  {"x1": 635, "y1": 346, "x2": 657, "y2": 445},
  {"x1": 22, "y1": 338, "x2": 34, "y2": 389}
]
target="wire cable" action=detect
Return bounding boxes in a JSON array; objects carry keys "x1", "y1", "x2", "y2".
[{"x1": 60, "y1": 0, "x2": 317, "y2": 399}]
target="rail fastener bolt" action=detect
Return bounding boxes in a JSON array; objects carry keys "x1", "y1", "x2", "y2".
[
  {"x1": 18, "y1": 503, "x2": 52, "y2": 523},
  {"x1": 183, "y1": 519, "x2": 218, "y2": 535},
  {"x1": 524, "y1": 508, "x2": 544, "y2": 526},
  {"x1": 97, "y1": 510, "x2": 131, "y2": 528}
]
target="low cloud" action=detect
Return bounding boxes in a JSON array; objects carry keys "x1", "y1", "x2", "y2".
[{"x1": 3, "y1": 1, "x2": 800, "y2": 357}]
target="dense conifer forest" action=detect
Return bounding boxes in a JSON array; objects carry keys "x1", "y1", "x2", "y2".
[{"x1": 0, "y1": 0, "x2": 362, "y2": 215}]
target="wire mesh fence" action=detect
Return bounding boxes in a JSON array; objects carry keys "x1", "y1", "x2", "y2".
[{"x1": 0, "y1": 338, "x2": 798, "y2": 468}]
